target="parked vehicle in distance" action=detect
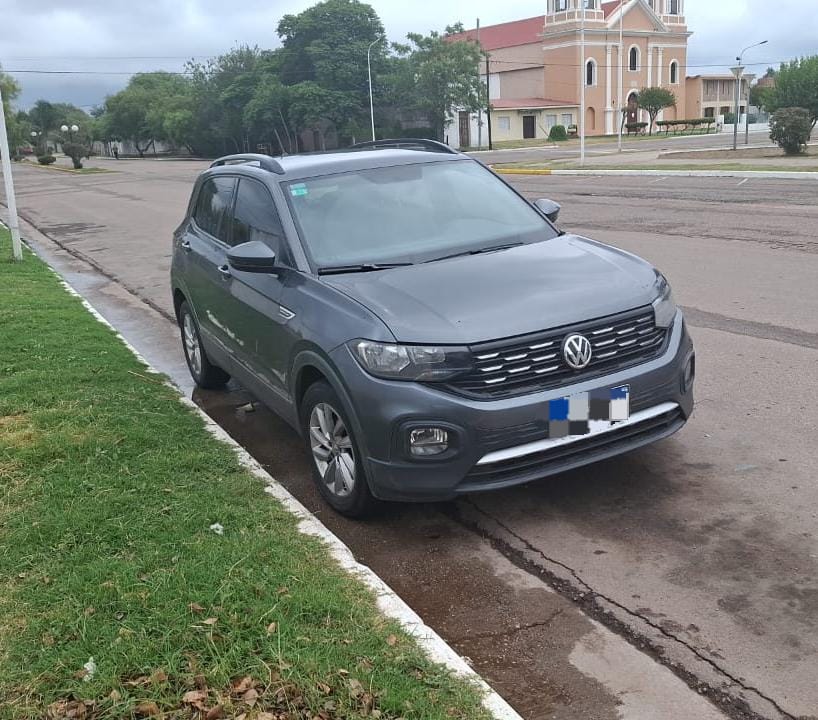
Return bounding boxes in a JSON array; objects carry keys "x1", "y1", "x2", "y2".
[{"x1": 171, "y1": 140, "x2": 694, "y2": 517}]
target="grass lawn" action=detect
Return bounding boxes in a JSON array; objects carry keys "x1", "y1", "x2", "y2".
[
  {"x1": 0, "y1": 227, "x2": 491, "y2": 720},
  {"x1": 23, "y1": 162, "x2": 111, "y2": 174}
]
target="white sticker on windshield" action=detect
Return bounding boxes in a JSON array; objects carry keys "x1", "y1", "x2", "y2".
[{"x1": 290, "y1": 183, "x2": 309, "y2": 197}]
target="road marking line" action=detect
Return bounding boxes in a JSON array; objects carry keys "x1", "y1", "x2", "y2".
[{"x1": 737, "y1": 178, "x2": 749, "y2": 186}]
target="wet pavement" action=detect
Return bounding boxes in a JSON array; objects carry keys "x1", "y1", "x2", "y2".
[{"x1": 4, "y1": 159, "x2": 818, "y2": 719}]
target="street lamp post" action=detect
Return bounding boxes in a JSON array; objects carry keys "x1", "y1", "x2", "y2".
[
  {"x1": 367, "y1": 40, "x2": 378, "y2": 142},
  {"x1": 732, "y1": 40, "x2": 767, "y2": 151}
]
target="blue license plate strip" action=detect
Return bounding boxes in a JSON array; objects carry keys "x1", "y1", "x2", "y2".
[{"x1": 547, "y1": 385, "x2": 630, "y2": 439}]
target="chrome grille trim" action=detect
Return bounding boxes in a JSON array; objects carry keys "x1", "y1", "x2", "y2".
[{"x1": 445, "y1": 306, "x2": 669, "y2": 399}]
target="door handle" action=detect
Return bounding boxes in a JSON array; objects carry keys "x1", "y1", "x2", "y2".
[
  {"x1": 180, "y1": 239, "x2": 192, "y2": 252},
  {"x1": 217, "y1": 264, "x2": 231, "y2": 279}
]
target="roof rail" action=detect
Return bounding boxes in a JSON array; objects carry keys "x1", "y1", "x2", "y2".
[
  {"x1": 210, "y1": 153, "x2": 285, "y2": 175},
  {"x1": 349, "y1": 138, "x2": 459, "y2": 155}
]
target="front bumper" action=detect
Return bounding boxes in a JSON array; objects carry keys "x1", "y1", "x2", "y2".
[{"x1": 331, "y1": 311, "x2": 694, "y2": 502}]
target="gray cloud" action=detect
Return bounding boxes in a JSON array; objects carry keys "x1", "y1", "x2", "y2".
[{"x1": 2, "y1": 0, "x2": 815, "y2": 108}]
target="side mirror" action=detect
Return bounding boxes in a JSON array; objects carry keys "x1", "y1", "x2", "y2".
[
  {"x1": 534, "y1": 198, "x2": 561, "y2": 223},
  {"x1": 227, "y1": 240, "x2": 277, "y2": 273}
]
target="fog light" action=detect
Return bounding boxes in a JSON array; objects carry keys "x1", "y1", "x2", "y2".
[
  {"x1": 683, "y1": 354, "x2": 695, "y2": 391},
  {"x1": 409, "y1": 427, "x2": 449, "y2": 456}
]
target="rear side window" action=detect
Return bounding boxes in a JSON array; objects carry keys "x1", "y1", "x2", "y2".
[
  {"x1": 193, "y1": 177, "x2": 235, "y2": 244},
  {"x1": 231, "y1": 179, "x2": 286, "y2": 255}
]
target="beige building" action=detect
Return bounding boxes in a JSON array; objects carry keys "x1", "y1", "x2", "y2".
[
  {"x1": 448, "y1": 0, "x2": 691, "y2": 146},
  {"x1": 685, "y1": 75, "x2": 751, "y2": 119}
]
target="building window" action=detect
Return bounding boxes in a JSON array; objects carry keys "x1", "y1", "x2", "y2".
[
  {"x1": 497, "y1": 116, "x2": 511, "y2": 131},
  {"x1": 585, "y1": 59, "x2": 597, "y2": 86},
  {"x1": 561, "y1": 113, "x2": 573, "y2": 126},
  {"x1": 629, "y1": 46, "x2": 639, "y2": 71},
  {"x1": 669, "y1": 60, "x2": 678, "y2": 84},
  {"x1": 554, "y1": 0, "x2": 567, "y2": 11},
  {"x1": 584, "y1": 0, "x2": 596, "y2": 8},
  {"x1": 668, "y1": 0, "x2": 679, "y2": 14},
  {"x1": 546, "y1": 114, "x2": 558, "y2": 128}
]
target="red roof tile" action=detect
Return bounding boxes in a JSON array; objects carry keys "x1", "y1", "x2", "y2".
[
  {"x1": 446, "y1": 16, "x2": 545, "y2": 50},
  {"x1": 601, "y1": 1, "x2": 624, "y2": 19},
  {"x1": 492, "y1": 98, "x2": 576, "y2": 109}
]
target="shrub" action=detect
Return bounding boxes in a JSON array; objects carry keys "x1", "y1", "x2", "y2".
[
  {"x1": 723, "y1": 112, "x2": 736, "y2": 125},
  {"x1": 548, "y1": 124, "x2": 568, "y2": 141},
  {"x1": 37, "y1": 154, "x2": 56, "y2": 165},
  {"x1": 769, "y1": 107, "x2": 813, "y2": 155},
  {"x1": 62, "y1": 142, "x2": 90, "y2": 170}
]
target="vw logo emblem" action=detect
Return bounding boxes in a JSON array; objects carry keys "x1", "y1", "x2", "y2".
[{"x1": 563, "y1": 333, "x2": 593, "y2": 370}]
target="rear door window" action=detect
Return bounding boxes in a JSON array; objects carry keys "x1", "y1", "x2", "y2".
[
  {"x1": 231, "y1": 179, "x2": 286, "y2": 257},
  {"x1": 193, "y1": 177, "x2": 236, "y2": 244}
]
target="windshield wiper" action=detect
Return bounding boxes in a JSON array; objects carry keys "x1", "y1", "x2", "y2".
[
  {"x1": 317, "y1": 262, "x2": 413, "y2": 275},
  {"x1": 425, "y1": 242, "x2": 523, "y2": 263}
]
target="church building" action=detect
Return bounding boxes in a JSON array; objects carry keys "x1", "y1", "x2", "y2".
[{"x1": 447, "y1": 0, "x2": 692, "y2": 146}]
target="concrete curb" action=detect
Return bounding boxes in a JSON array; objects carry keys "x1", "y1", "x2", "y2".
[
  {"x1": 5, "y1": 228, "x2": 523, "y2": 720},
  {"x1": 494, "y1": 168, "x2": 818, "y2": 179}
]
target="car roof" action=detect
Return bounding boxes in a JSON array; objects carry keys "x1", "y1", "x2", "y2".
[{"x1": 205, "y1": 148, "x2": 467, "y2": 184}]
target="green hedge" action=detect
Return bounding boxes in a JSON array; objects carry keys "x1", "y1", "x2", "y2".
[{"x1": 654, "y1": 118, "x2": 716, "y2": 134}]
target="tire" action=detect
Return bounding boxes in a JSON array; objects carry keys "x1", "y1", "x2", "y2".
[
  {"x1": 300, "y1": 380, "x2": 376, "y2": 518},
  {"x1": 179, "y1": 300, "x2": 230, "y2": 389}
]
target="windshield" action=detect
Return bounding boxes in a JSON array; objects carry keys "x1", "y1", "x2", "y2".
[{"x1": 284, "y1": 159, "x2": 557, "y2": 269}]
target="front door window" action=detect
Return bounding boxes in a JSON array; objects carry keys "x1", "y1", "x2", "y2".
[{"x1": 522, "y1": 115, "x2": 536, "y2": 139}]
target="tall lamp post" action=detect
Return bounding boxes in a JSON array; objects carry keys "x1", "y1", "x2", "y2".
[
  {"x1": 367, "y1": 39, "x2": 378, "y2": 142},
  {"x1": 732, "y1": 40, "x2": 767, "y2": 151}
]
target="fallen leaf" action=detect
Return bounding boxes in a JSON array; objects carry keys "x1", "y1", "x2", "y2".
[
  {"x1": 316, "y1": 681, "x2": 331, "y2": 694},
  {"x1": 83, "y1": 607, "x2": 95, "y2": 616},
  {"x1": 348, "y1": 678, "x2": 364, "y2": 698},
  {"x1": 202, "y1": 617, "x2": 218, "y2": 626},
  {"x1": 266, "y1": 622, "x2": 277, "y2": 635},
  {"x1": 108, "y1": 690, "x2": 121, "y2": 702},
  {"x1": 386, "y1": 634, "x2": 398, "y2": 646},
  {"x1": 73, "y1": 669, "x2": 88, "y2": 681},
  {"x1": 188, "y1": 602, "x2": 205, "y2": 613},
  {"x1": 134, "y1": 701, "x2": 161, "y2": 717},
  {"x1": 150, "y1": 669, "x2": 168, "y2": 684},
  {"x1": 241, "y1": 688, "x2": 258, "y2": 706},
  {"x1": 230, "y1": 676, "x2": 254, "y2": 694},
  {"x1": 276, "y1": 586, "x2": 289, "y2": 595},
  {"x1": 255, "y1": 714, "x2": 275, "y2": 720},
  {"x1": 194, "y1": 674, "x2": 207, "y2": 690},
  {"x1": 205, "y1": 706, "x2": 224, "y2": 720},
  {"x1": 182, "y1": 689, "x2": 207, "y2": 704},
  {"x1": 124, "y1": 676, "x2": 149, "y2": 687}
]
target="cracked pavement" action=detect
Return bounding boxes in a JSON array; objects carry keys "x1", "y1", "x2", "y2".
[{"x1": 4, "y1": 159, "x2": 818, "y2": 719}]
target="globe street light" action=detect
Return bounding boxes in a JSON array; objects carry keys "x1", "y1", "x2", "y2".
[{"x1": 732, "y1": 40, "x2": 767, "y2": 150}]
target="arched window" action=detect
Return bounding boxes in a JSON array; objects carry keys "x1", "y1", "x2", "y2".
[
  {"x1": 628, "y1": 46, "x2": 639, "y2": 71},
  {"x1": 669, "y1": 60, "x2": 679, "y2": 84},
  {"x1": 585, "y1": 59, "x2": 597, "y2": 86}
]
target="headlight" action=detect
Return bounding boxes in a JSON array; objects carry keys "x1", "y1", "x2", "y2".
[
  {"x1": 652, "y1": 273, "x2": 677, "y2": 328},
  {"x1": 349, "y1": 340, "x2": 473, "y2": 381}
]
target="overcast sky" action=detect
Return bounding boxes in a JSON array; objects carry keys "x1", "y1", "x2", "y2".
[{"x1": 2, "y1": 0, "x2": 815, "y2": 110}]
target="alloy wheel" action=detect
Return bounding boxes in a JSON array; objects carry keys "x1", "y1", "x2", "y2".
[
  {"x1": 309, "y1": 402, "x2": 356, "y2": 498},
  {"x1": 182, "y1": 312, "x2": 202, "y2": 377}
]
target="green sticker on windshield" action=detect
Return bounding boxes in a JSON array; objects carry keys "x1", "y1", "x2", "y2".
[{"x1": 290, "y1": 183, "x2": 309, "y2": 197}]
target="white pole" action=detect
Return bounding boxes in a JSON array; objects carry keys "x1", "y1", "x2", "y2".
[
  {"x1": 367, "y1": 40, "x2": 378, "y2": 141},
  {"x1": 580, "y1": 0, "x2": 586, "y2": 166},
  {"x1": 732, "y1": 62, "x2": 741, "y2": 151},
  {"x1": 476, "y1": 19, "x2": 483, "y2": 149},
  {"x1": 0, "y1": 86, "x2": 23, "y2": 262},
  {"x1": 617, "y1": 0, "x2": 624, "y2": 152}
]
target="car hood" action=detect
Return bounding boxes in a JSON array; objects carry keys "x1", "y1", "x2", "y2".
[{"x1": 323, "y1": 235, "x2": 659, "y2": 345}]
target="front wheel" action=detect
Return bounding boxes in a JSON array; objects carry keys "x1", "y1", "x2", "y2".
[
  {"x1": 301, "y1": 381, "x2": 376, "y2": 518},
  {"x1": 179, "y1": 300, "x2": 230, "y2": 389}
]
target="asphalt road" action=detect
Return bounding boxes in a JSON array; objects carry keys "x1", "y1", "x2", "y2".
[{"x1": 4, "y1": 158, "x2": 818, "y2": 720}]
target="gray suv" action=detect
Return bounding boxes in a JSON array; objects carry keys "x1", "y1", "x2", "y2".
[{"x1": 171, "y1": 140, "x2": 694, "y2": 517}]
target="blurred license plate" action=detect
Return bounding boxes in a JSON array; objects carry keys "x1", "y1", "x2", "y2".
[{"x1": 546, "y1": 385, "x2": 629, "y2": 439}]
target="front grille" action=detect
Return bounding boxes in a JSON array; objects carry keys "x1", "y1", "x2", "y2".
[
  {"x1": 445, "y1": 306, "x2": 668, "y2": 399},
  {"x1": 460, "y1": 404, "x2": 683, "y2": 489}
]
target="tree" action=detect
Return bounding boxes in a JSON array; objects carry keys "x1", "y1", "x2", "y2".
[
  {"x1": 769, "y1": 107, "x2": 812, "y2": 155},
  {"x1": 765, "y1": 56, "x2": 818, "y2": 128},
  {"x1": 637, "y1": 87, "x2": 676, "y2": 135},
  {"x1": 276, "y1": 0, "x2": 385, "y2": 143},
  {"x1": 27, "y1": 100, "x2": 62, "y2": 152},
  {"x1": 392, "y1": 26, "x2": 484, "y2": 141},
  {"x1": 103, "y1": 72, "x2": 194, "y2": 156},
  {"x1": 1, "y1": 66, "x2": 27, "y2": 156}
]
